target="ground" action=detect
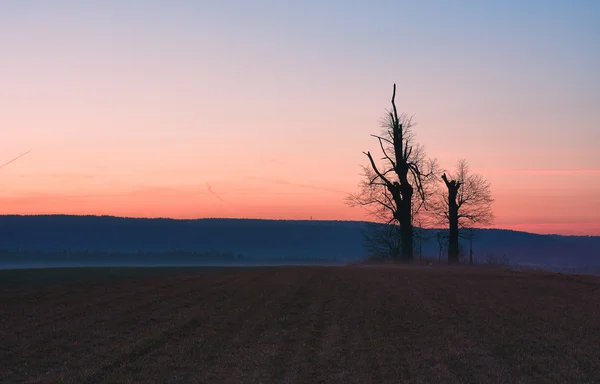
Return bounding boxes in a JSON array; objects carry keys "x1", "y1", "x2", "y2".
[{"x1": 1, "y1": 265, "x2": 599, "y2": 383}]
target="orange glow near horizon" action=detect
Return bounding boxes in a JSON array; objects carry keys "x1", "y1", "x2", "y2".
[{"x1": 1, "y1": 175, "x2": 599, "y2": 236}]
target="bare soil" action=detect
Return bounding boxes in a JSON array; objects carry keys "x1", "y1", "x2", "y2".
[{"x1": 1, "y1": 266, "x2": 600, "y2": 383}]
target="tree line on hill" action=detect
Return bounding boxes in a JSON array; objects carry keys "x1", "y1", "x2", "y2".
[{"x1": 347, "y1": 84, "x2": 494, "y2": 264}]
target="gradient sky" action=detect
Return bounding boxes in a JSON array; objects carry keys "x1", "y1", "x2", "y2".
[{"x1": 1, "y1": 1, "x2": 599, "y2": 235}]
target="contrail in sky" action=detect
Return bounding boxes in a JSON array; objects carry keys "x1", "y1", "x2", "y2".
[
  {"x1": 206, "y1": 182, "x2": 226, "y2": 203},
  {"x1": 0, "y1": 150, "x2": 32, "y2": 171}
]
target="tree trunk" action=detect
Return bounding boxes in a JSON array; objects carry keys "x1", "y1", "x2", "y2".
[
  {"x1": 400, "y1": 222, "x2": 413, "y2": 262},
  {"x1": 469, "y1": 234, "x2": 473, "y2": 265},
  {"x1": 442, "y1": 174, "x2": 461, "y2": 264},
  {"x1": 448, "y1": 201, "x2": 459, "y2": 264},
  {"x1": 397, "y1": 184, "x2": 414, "y2": 262}
]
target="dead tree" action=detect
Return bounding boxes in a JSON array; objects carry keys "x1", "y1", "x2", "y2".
[
  {"x1": 432, "y1": 159, "x2": 494, "y2": 264},
  {"x1": 347, "y1": 84, "x2": 436, "y2": 262}
]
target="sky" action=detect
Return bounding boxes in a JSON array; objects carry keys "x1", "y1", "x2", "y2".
[{"x1": 1, "y1": 1, "x2": 599, "y2": 235}]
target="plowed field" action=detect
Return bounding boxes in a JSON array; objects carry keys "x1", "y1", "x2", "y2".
[{"x1": 1, "y1": 266, "x2": 600, "y2": 383}]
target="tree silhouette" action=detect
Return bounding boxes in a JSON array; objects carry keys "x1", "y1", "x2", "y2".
[
  {"x1": 432, "y1": 159, "x2": 494, "y2": 264},
  {"x1": 347, "y1": 84, "x2": 436, "y2": 262},
  {"x1": 361, "y1": 222, "x2": 402, "y2": 260},
  {"x1": 435, "y1": 230, "x2": 447, "y2": 262}
]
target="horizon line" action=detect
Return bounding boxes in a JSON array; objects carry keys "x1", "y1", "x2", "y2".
[{"x1": 1, "y1": 213, "x2": 597, "y2": 238}]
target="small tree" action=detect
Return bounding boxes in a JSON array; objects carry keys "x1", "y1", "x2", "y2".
[
  {"x1": 361, "y1": 222, "x2": 401, "y2": 260},
  {"x1": 432, "y1": 159, "x2": 494, "y2": 264},
  {"x1": 413, "y1": 216, "x2": 430, "y2": 260},
  {"x1": 347, "y1": 84, "x2": 437, "y2": 262},
  {"x1": 435, "y1": 230, "x2": 447, "y2": 262},
  {"x1": 463, "y1": 226, "x2": 476, "y2": 265}
]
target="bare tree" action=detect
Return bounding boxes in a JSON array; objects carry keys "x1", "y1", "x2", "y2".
[
  {"x1": 463, "y1": 226, "x2": 476, "y2": 265},
  {"x1": 431, "y1": 159, "x2": 494, "y2": 264},
  {"x1": 435, "y1": 230, "x2": 447, "y2": 262},
  {"x1": 413, "y1": 216, "x2": 430, "y2": 260},
  {"x1": 361, "y1": 222, "x2": 401, "y2": 260},
  {"x1": 347, "y1": 84, "x2": 436, "y2": 262}
]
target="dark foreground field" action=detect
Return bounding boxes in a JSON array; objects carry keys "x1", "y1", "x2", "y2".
[{"x1": 1, "y1": 266, "x2": 600, "y2": 383}]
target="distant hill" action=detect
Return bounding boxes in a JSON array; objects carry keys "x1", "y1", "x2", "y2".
[{"x1": 0, "y1": 215, "x2": 599, "y2": 271}]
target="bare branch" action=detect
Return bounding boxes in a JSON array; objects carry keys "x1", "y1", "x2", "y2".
[
  {"x1": 391, "y1": 83, "x2": 399, "y2": 124},
  {"x1": 374, "y1": 136, "x2": 396, "y2": 169},
  {"x1": 363, "y1": 151, "x2": 393, "y2": 190},
  {"x1": 370, "y1": 134, "x2": 393, "y2": 146}
]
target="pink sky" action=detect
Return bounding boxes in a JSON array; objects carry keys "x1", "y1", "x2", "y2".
[{"x1": 1, "y1": 2, "x2": 599, "y2": 235}]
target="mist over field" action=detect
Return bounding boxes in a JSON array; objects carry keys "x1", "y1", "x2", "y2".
[{"x1": 1, "y1": 215, "x2": 599, "y2": 273}]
